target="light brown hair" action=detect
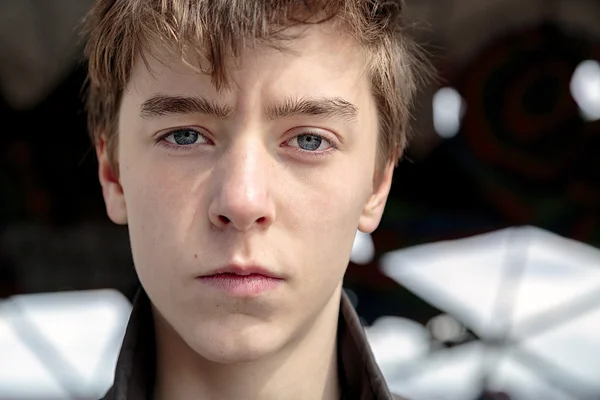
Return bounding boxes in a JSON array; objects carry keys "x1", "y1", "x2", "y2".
[{"x1": 82, "y1": 0, "x2": 431, "y2": 168}]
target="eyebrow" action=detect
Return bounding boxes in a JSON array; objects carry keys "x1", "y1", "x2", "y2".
[
  {"x1": 139, "y1": 94, "x2": 359, "y2": 123},
  {"x1": 266, "y1": 96, "x2": 358, "y2": 122},
  {"x1": 140, "y1": 94, "x2": 232, "y2": 119}
]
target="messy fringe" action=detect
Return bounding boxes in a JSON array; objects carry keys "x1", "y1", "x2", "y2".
[{"x1": 82, "y1": 0, "x2": 433, "y2": 167}]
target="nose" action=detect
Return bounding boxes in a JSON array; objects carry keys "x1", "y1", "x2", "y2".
[{"x1": 208, "y1": 141, "x2": 276, "y2": 232}]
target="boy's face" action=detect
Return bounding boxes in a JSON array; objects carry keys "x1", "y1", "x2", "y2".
[{"x1": 98, "y1": 23, "x2": 394, "y2": 363}]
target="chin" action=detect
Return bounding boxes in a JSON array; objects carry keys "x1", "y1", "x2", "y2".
[{"x1": 186, "y1": 317, "x2": 287, "y2": 364}]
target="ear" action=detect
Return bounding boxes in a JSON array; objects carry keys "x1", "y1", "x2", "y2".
[
  {"x1": 358, "y1": 158, "x2": 395, "y2": 234},
  {"x1": 96, "y1": 135, "x2": 127, "y2": 225}
]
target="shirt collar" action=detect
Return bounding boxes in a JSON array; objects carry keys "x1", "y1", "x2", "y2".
[{"x1": 107, "y1": 289, "x2": 394, "y2": 400}]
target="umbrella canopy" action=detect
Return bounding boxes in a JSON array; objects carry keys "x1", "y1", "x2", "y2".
[
  {"x1": 371, "y1": 226, "x2": 600, "y2": 399},
  {"x1": 0, "y1": 289, "x2": 131, "y2": 399}
]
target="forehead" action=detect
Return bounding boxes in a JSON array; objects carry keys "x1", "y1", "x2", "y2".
[{"x1": 125, "y1": 23, "x2": 373, "y2": 113}]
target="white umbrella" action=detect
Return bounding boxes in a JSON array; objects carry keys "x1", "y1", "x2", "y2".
[
  {"x1": 0, "y1": 289, "x2": 131, "y2": 399},
  {"x1": 370, "y1": 226, "x2": 600, "y2": 400}
]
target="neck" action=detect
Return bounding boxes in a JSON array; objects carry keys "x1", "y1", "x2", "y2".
[{"x1": 153, "y1": 290, "x2": 342, "y2": 400}]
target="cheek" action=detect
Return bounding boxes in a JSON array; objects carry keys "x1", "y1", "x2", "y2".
[
  {"x1": 285, "y1": 165, "x2": 372, "y2": 272},
  {"x1": 120, "y1": 160, "x2": 198, "y2": 272}
]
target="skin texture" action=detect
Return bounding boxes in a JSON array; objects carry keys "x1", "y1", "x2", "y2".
[{"x1": 97, "y1": 22, "x2": 395, "y2": 400}]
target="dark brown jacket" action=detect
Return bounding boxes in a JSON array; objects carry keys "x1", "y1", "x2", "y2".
[{"x1": 102, "y1": 290, "x2": 407, "y2": 400}]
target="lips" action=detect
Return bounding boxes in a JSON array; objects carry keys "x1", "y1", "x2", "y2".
[
  {"x1": 200, "y1": 264, "x2": 283, "y2": 280},
  {"x1": 197, "y1": 264, "x2": 283, "y2": 296}
]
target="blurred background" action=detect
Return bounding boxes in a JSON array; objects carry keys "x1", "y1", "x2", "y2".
[{"x1": 0, "y1": 0, "x2": 599, "y2": 399}]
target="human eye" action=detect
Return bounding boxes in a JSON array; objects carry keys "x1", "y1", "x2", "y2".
[
  {"x1": 285, "y1": 131, "x2": 337, "y2": 157},
  {"x1": 155, "y1": 127, "x2": 211, "y2": 150}
]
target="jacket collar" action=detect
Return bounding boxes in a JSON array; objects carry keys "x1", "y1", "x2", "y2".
[{"x1": 105, "y1": 289, "x2": 395, "y2": 400}]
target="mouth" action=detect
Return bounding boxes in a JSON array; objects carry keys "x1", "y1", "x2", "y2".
[
  {"x1": 200, "y1": 264, "x2": 283, "y2": 280},
  {"x1": 197, "y1": 264, "x2": 284, "y2": 296}
]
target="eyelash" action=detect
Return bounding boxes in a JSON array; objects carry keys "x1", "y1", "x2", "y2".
[
  {"x1": 154, "y1": 128, "x2": 212, "y2": 152},
  {"x1": 284, "y1": 131, "x2": 338, "y2": 159},
  {"x1": 154, "y1": 127, "x2": 338, "y2": 158}
]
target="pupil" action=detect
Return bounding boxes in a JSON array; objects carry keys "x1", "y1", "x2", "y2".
[
  {"x1": 298, "y1": 135, "x2": 321, "y2": 151},
  {"x1": 173, "y1": 130, "x2": 198, "y2": 145}
]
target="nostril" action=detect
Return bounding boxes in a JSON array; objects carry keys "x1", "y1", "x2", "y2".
[
  {"x1": 218, "y1": 215, "x2": 230, "y2": 224},
  {"x1": 256, "y1": 217, "x2": 266, "y2": 224}
]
